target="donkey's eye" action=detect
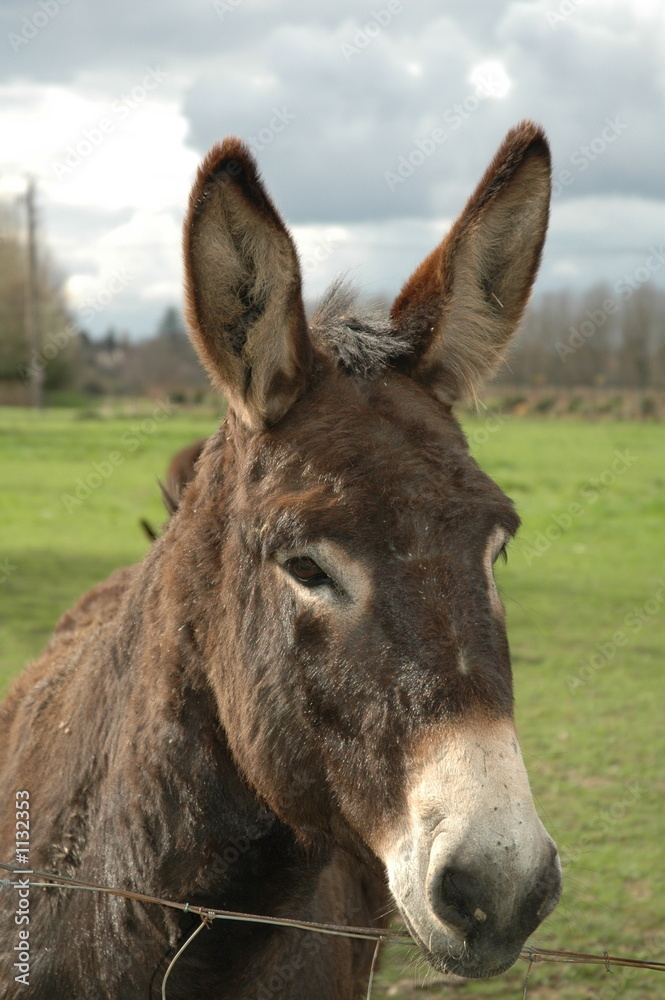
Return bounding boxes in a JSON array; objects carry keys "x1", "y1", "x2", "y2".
[{"x1": 286, "y1": 557, "x2": 331, "y2": 587}]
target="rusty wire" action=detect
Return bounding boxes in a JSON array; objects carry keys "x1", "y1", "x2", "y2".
[
  {"x1": 0, "y1": 862, "x2": 406, "y2": 944},
  {"x1": 2, "y1": 860, "x2": 665, "y2": 982}
]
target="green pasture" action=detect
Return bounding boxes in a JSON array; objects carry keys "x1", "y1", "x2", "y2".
[{"x1": 0, "y1": 405, "x2": 663, "y2": 999}]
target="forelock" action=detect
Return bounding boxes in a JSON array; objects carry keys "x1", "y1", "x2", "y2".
[{"x1": 309, "y1": 279, "x2": 412, "y2": 378}]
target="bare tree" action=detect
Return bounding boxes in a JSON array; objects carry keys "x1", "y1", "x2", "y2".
[
  {"x1": 0, "y1": 191, "x2": 79, "y2": 398},
  {"x1": 497, "y1": 281, "x2": 665, "y2": 388}
]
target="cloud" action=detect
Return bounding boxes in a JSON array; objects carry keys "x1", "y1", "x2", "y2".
[{"x1": 1, "y1": 0, "x2": 664, "y2": 337}]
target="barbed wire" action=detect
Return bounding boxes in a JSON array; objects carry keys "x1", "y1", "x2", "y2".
[{"x1": 2, "y1": 860, "x2": 665, "y2": 998}]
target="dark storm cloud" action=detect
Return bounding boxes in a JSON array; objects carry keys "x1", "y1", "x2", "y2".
[
  {"x1": 2, "y1": 0, "x2": 664, "y2": 336},
  {"x1": 175, "y1": 0, "x2": 665, "y2": 227},
  {"x1": 1, "y1": 0, "x2": 501, "y2": 82},
  {"x1": 4, "y1": 0, "x2": 663, "y2": 219}
]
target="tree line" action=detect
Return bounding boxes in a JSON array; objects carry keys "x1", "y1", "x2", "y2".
[
  {"x1": 499, "y1": 282, "x2": 665, "y2": 388},
  {"x1": 2, "y1": 191, "x2": 665, "y2": 399}
]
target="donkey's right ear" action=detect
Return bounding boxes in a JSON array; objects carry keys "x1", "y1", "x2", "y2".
[{"x1": 183, "y1": 139, "x2": 313, "y2": 428}]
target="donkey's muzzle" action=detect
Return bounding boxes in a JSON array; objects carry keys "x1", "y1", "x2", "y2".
[
  {"x1": 380, "y1": 719, "x2": 563, "y2": 979},
  {"x1": 424, "y1": 844, "x2": 562, "y2": 977}
]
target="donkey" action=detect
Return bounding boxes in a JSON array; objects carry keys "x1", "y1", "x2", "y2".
[
  {"x1": 0, "y1": 121, "x2": 561, "y2": 999},
  {"x1": 165, "y1": 438, "x2": 207, "y2": 508},
  {"x1": 141, "y1": 437, "x2": 207, "y2": 539}
]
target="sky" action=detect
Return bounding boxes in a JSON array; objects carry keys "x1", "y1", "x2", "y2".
[{"x1": 1, "y1": 0, "x2": 665, "y2": 338}]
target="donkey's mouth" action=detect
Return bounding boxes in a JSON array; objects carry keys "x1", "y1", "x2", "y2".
[
  {"x1": 400, "y1": 908, "x2": 524, "y2": 980},
  {"x1": 378, "y1": 717, "x2": 562, "y2": 979},
  {"x1": 392, "y1": 849, "x2": 562, "y2": 981}
]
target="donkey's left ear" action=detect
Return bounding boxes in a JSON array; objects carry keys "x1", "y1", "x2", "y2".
[
  {"x1": 391, "y1": 121, "x2": 551, "y2": 403},
  {"x1": 183, "y1": 138, "x2": 313, "y2": 428}
]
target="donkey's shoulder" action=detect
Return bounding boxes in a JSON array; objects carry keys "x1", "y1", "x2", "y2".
[
  {"x1": 0, "y1": 564, "x2": 139, "y2": 754},
  {"x1": 51, "y1": 563, "x2": 138, "y2": 641}
]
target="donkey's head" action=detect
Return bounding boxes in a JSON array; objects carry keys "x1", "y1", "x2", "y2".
[{"x1": 182, "y1": 122, "x2": 561, "y2": 979}]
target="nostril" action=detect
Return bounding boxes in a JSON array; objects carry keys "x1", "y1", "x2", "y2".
[{"x1": 432, "y1": 868, "x2": 479, "y2": 936}]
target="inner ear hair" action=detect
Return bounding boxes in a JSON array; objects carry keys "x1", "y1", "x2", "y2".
[
  {"x1": 183, "y1": 139, "x2": 313, "y2": 428},
  {"x1": 391, "y1": 121, "x2": 551, "y2": 404}
]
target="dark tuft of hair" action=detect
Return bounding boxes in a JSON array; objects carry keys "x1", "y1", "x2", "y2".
[{"x1": 309, "y1": 279, "x2": 411, "y2": 378}]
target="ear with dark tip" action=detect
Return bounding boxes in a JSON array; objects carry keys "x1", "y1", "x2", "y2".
[
  {"x1": 140, "y1": 518, "x2": 158, "y2": 542},
  {"x1": 158, "y1": 479, "x2": 178, "y2": 518},
  {"x1": 391, "y1": 120, "x2": 551, "y2": 403},
  {"x1": 165, "y1": 438, "x2": 206, "y2": 510},
  {"x1": 183, "y1": 138, "x2": 314, "y2": 427}
]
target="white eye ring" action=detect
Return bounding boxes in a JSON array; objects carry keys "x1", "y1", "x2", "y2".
[
  {"x1": 275, "y1": 541, "x2": 370, "y2": 610},
  {"x1": 484, "y1": 528, "x2": 509, "y2": 618},
  {"x1": 494, "y1": 542, "x2": 508, "y2": 565}
]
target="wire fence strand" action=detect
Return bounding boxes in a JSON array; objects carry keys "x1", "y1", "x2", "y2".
[
  {"x1": 0, "y1": 862, "x2": 406, "y2": 943},
  {"x1": 2, "y1": 860, "x2": 665, "y2": 982},
  {"x1": 161, "y1": 915, "x2": 210, "y2": 1000}
]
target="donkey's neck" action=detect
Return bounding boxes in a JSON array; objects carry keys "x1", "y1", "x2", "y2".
[
  {"x1": 89, "y1": 536, "x2": 325, "y2": 918},
  {"x1": 2, "y1": 508, "x2": 332, "y2": 997}
]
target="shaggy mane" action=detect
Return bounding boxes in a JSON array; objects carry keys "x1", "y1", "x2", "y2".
[{"x1": 309, "y1": 279, "x2": 411, "y2": 378}]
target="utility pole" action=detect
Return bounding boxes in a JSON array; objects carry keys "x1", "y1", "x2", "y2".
[{"x1": 24, "y1": 177, "x2": 43, "y2": 408}]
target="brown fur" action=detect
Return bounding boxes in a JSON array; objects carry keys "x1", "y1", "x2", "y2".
[
  {"x1": 183, "y1": 140, "x2": 313, "y2": 427},
  {"x1": 392, "y1": 121, "x2": 551, "y2": 403},
  {"x1": 0, "y1": 122, "x2": 555, "y2": 998}
]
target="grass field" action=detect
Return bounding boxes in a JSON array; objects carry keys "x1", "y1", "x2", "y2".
[{"x1": 1, "y1": 405, "x2": 664, "y2": 999}]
